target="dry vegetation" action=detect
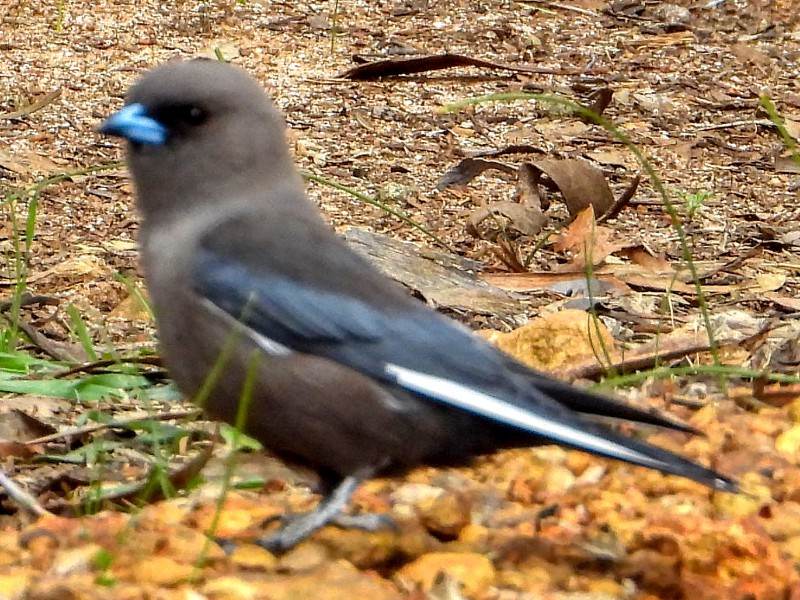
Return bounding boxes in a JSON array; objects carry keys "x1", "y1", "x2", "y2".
[{"x1": 1, "y1": 0, "x2": 800, "y2": 598}]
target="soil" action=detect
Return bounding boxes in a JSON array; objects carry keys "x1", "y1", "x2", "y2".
[{"x1": 1, "y1": 0, "x2": 800, "y2": 598}]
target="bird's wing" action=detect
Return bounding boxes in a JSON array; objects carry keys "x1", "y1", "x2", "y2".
[
  {"x1": 501, "y1": 360, "x2": 700, "y2": 433},
  {"x1": 192, "y1": 215, "x2": 736, "y2": 492}
]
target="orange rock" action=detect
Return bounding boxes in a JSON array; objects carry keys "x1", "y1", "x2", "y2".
[
  {"x1": 397, "y1": 552, "x2": 495, "y2": 597},
  {"x1": 776, "y1": 425, "x2": 800, "y2": 461},
  {"x1": 713, "y1": 472, "x2": 770, "y2": 518},
  {"x1": 229, "y1": 544, "x2": 278, "y2": 571},
  {"x1": 203, "y1": 576, "x2": 262, "y2": 600},
  {"x1": 486, "y1": 309, "x2": 616, "y2": 370},
  {"x1": 0, "y1": 571, "x2": 34, "y2": 599},
  {"x1": 133, "y1": 555, "x2": 195, "y2": 587},
  {"x1": 49, "y1": 543, "x2": 103, "y2": 577},
  {"x1": 417, "y1": 491, "x2": 470, "y2": 539},
  {"x1": 276, "y1": 542, "x2": 327, "y2": 572},
  {"x1": 255, "y1": 560, "x2": 401, "y2": 600}
]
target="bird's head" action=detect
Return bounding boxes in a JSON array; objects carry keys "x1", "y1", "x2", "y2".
[{"x1": 99, "y1": 59, "x2": 299, "y2": 218}]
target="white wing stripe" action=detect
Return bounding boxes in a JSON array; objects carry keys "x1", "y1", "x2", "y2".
[
  {"x1": 385, "y1": 363, "x2": 667, "y2": 470},
  {"x1": 201, "y1": 298, "x2": 293, "y2": 357}
]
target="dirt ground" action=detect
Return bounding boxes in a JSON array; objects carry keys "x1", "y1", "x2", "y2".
[{"x1": 2, "y1": 0, "x2": 800, "y2": 598}]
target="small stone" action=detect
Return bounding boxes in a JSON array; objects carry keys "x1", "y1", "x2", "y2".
[
  {"x1": 575, "y1": 463, "x2": 607, "y2": 486},
  {"x1": 786, "y1": 399, "x2": 800, "y2": 423},
  {"x1": 759, "y1": 502, "x2": 800, "y2": 541},
  {"x1": 417, "y1": 492, "x2": 470, "y2": 539},
  {"x1": 203, "y1": 576, "x2": 259, "y2": 600},
  {"x1": 780, "y1": 535, "x2": 800, "y2": 563},
  {"x1": 276, "y1": 541, "x2": 327, "y2": 572},
  {"x1": 229, "y1": 544, "x2": 278, "y2": 570},
  {"x1": 396, "y1": 552, "x2": 495, "y2": 597},
  {"x1": 457, "y1": 524, "x2": 489, "y2": 546},
  {"x1": 713, "y1": 473, "x2": 769, "y2": 517},
  {"x1": 489, "y1": 309, "x2": 617, "y2": 371},
  {"x1": 260, "y1": 560, "x2": 401, "y2": 600},
  {"x1": 376, "y1": 182, "x2": 416, "y2": 205},
  {"x1": 539, "y1": 465, "x2": 576, "y2": 494},
  {"x1": 48, "y1": 544, "x2": 102, "y2": 576},
  {"x1": 134, "y1": 555, "x2": 195, "y2": 587},
  {"x1": 587, "y1": 578, "x2": 626, "y2": 597},
  {"x1": 0, "y1": 571, "x2": 34, "y2": 598},
  {"x1": 776, "y1": 425, "x2": 800, "y2": 460},
  {"x1": 391, "y1": 483, "x2": 446, "y2": 519}
]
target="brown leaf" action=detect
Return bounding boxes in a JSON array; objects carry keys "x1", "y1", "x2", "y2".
[
  {"x1": 620, "y1": 246, "x2": 673, "y2": 273},
  {"x1": 775, "y1": 156, "x2": 800, "y2": 174},
  {"x1": 732, "y1": 43, "x2": 772, "y2": 65},
  {"x1": 584, "y1": 87, "x2": 613, "y2": 117},
  {"x1": 784, "y1": 117, "x2": 800, "y2": 141},
  {"x1": 339, "y1": 53, "x2": 606, "y2": 80},
  {"x1": 0, "y1": 88, "x2": 61, "y2": 120},
  {"x1": 467, "y1": 201, "x2": 546, "y2": 240},
  {"x1": 763, "y1": 293, "x2": 800, "y2": 312},
  {"x1": 553, "y1": 206, "x2": 622, "y2": 267},
  {"x1": 528, "y1": 158, "x2": 615, "y2": 217},
  {"x1": 474, "y1": 144, "x2": 546, "y2": 159},
  {"x1": 482, "y1": 271, "x2": 631, "y2": 295},
  {"x1": 516, "y1": 162, "x2": 547, "y2": 211},
  {"x1": 0, "y1": 441, "x2": 37, "y2": 460},
  {"x1": 0, "y1": 409, "x2": 56, "y2": 442},
  {"x1": 0, "y1": 146, "x2": 62, "y2": 177},
  {"x1": 587, "y1": 149, "x2": 629, "y2": 167},
  {"x1": 437, "y1": 158, "x2": 515, "y2": 189}
]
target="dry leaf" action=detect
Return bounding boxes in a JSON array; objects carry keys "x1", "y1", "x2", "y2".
[
  {"x1": 0, "y1": 88, "x2": 61, "y2": 120},
  {"x1": 775, "y1": 156, "x2": 800, "y2": 174},
  {"x1": 784, "y1": 117, "x2": 800, "y2": 141},
  {"x1": 198, "y1": 41, "x2": 241, "y2": 60},
  {"x1": 587, "y1": 149, "x2": 630, "y2": 167},
  {"x1": 620, "y1": 246, "x2": 673, "y2": 273},
  {"x1": 437, "y1": 158, "x2": 515, "y2": 189},
  {"x1": 0, "y1": 146, "x2": 62, "y2": 177},
  {"x1": 482, "y1": 271, "x2": 631, "y2": 295},
  {"x1": 467, "y1": 202, "x2": 545, "y2": 240},
  {"x1": 528, "y1": 158, "x2": 615, "y2": 217},
  {"x1": 753, "y1": 272, "x2": 786, "y2": 293},
  {"x1": 553, "y1": 206, "x2": 622, "y2": 267},
  {"x1": 26, "y1": 255, "x2": 106, "y2": 284}
]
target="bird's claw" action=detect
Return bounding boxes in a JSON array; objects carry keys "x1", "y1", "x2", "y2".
[
  {"x1": 216, "y1": 510, "x2": 396, "y2": 555},
  {"x1": 255, "y1": 510, "x2": 396, "y2": 554}
]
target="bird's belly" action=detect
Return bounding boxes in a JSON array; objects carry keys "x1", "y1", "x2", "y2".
[{"x1": 155, "y1": 302, "x2": 476, "y2": 475}]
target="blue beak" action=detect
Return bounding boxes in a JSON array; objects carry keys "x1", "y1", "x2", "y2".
[{"x1": 98, "y1": 103, "x2": 168, "y2": 146}]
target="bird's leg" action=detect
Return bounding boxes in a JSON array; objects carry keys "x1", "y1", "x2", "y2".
[{"x1": 254, "y1": 465, "x2": 394, "y2": 553}]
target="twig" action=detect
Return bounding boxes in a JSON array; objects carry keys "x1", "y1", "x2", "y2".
[
  {"x1": 597, "y1": 176, "x2": 640, "y2": 223},
  {"x1": 518, "y1": 0, "x2": 598, "y2": 17},
  {"x1": 25, "y1": 408, "x2": 201, "y2": 445},
  {"x1": 0, "y1": 294, "x2": 59, "y2": 313},
  {"x1": 565, "y1": 342, "x2": 713, "y2": 380},
  {"x1": 15, "y1": 319, "x2": 85, "y2": 363},
  {"x1": 46, "y1": 440, "x2": 216, "y2": 516},
  {"x1": 54, "y1": 355, "x2": 163, "y2": 379},
  {"x1": 694, "y1": 119, "x2": 774, "y2": 131},
  {"x1": 0, "y1": 89, "x2": 62, "y2": 120},
  {"x1": 0, "y1": 470, "x2": 51, "y2": 517}
]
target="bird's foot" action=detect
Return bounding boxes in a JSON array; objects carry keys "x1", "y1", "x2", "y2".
[
  {"x1": 215, "y1": 469, "x2": 390, "y2": 555},
  {"x1": 254, "y1": 510, "x2": 395, "y2": 554},
  {"x1": 328, "y1": 512, "x2": 395, "y2": 531}
]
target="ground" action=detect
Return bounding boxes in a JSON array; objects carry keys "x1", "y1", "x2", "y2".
[{"x1": 1, "y1": 0, "x2": 800, "y2": 598}]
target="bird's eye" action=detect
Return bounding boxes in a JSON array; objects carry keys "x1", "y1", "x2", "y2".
[{"x1": 183, "y1": 106, "x2": 207, "y2": 126}]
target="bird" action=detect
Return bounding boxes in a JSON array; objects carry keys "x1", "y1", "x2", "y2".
[{"x1": 98, "y1": 59, "x2": 737, "y2": 553}]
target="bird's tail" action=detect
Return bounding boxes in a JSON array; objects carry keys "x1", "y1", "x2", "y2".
[{"x1": 385, "y1": 363, "x2": 738, "y2": 493}]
